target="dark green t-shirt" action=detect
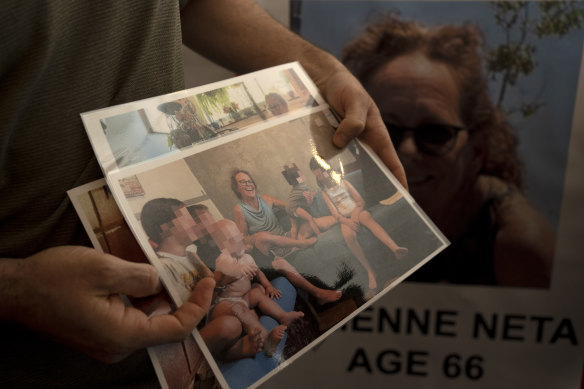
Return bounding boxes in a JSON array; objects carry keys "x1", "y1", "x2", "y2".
[
  {"x1": 1, "y1": 1, "x2": 185, "y2": 387},
  {"x1": 0, "y1": 1, "x2": 185, "y2": 258}
]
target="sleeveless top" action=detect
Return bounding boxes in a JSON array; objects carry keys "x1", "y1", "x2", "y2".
[
  {"x1": 324, "y1": 181, "x2": 357, "y2": 217},
  {"x1": 239, "y1": 195, "x2": 285, "y2": 236},
  {"x1": 406, "y1": 188, "x2": 511, "y2": 285}
]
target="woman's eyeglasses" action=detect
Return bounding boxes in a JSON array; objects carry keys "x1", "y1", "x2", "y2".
[{"x1": 384, "y1": 122, "x2": 465, "y2": 156}]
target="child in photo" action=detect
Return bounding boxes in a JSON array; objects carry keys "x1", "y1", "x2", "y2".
[
  {"x1": 191, "y1": 202, "x2": 342, "y2": 305},
  {"x1": 309, "y1": 156, "x2": 408, "y2": 292},
  {"x1": 187, "y1": 204, "x2": 222, "y2": 271},
  {"x1": 282, "y1": 163, "x2": 338, "y2": 238},
  {"x1": 141, "y1": 198, "x2": 213, "y2": 304},
  {"x1": 208, "y1": 218, "x2": 305, "y2": 356}
]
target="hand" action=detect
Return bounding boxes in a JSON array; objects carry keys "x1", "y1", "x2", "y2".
[
  {"x1": 313, "y1": 65, "x2": 408, "y2": 190},
  {"x1": 243, "y1": 236, "x2": 255, "y2": 253},
  {"x1": 180, "y1": 1, "x2": 406, "y2": 188},
  {"x1": 340, "y1": 216, "x2": 360, "y2": 231},
  {"x1": 1, "y1": 246, "x2": 215, "y2": 363},
  {"x1": 240, "y1": 262, "x2": 259, "y2": 279},
  {"x1": 265, "y1": 285, "x2": 282, "y2": 300},
  {"x1": 350, "y1": 211, "x2": 361, "y2": 227}
]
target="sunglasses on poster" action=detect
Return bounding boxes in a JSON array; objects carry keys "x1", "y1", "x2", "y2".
[{"x1": 384, "y1": 121, "x2": 466, "y2": 156}]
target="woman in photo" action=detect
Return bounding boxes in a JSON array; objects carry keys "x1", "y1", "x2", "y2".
[
  {"x1": 231, "y1": 168, "x2": 342, "y2": 305},
  {"x1": 342, "y1": 15, "x2": 554, "y2": 287},
  {"x1": 232, "y1": 169, "x2": 317, "y2": 257}
]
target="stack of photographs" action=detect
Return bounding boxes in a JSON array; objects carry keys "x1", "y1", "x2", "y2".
[{"x1": 69, "y1": 62, "x2": 448, "y2": 389}]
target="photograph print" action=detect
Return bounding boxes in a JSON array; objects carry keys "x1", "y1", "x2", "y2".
[
  {"x1": 82, "y1": 65, "x2": 318, "y2": 173},
  {"x1": 67, "y1": 180, "x2": 220, "y2": 389},
  {"x1": 107, "y1": 107, "x2": 447, "y2": 389}
]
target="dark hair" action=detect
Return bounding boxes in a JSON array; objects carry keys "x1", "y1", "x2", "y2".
[
  {"x1": 309, "y1": 156, "x2": 334, "y2": 189},
  {"x1": 309, "y1": 156, "x2": 324, "y2": 172},
  {"x1": 140, "y1": 198, "x2": 185, "y2": 245},
  {"x1": 342, "y1": 14, "x2": 522, "y2": 187},
  {"x1": 230, "y1": 169, "x2": 256, "y2": 199},
  {"x1": 187, "y1": 204, "x2": 209, "y2": 221},
  {"x1": 265, "y1": 92, "x2": 288, "y2": 112}
]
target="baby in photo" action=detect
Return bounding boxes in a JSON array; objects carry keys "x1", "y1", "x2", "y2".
[{"x1": 208, "y1": 218, "x2": 304, "y2": 356}]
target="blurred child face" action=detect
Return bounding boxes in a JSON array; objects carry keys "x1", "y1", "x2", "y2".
[
  {"x1": 285, "y1": 165, "x2": 305, "y2": 185},
  {"x1": 296, "y1": 169, "x2": 306, "y2": 184},
  {"x1": 191, "y1": 208, "x2": 216, "y2": 239},
  {"x1": 311, "y1": 168, "x2": 335, "y2": 188},
  {"x1": 160, "y1": 207, "x2": 201, "y2": 246},
  {"x1": 211, "y1": 220, "x2": 246, "y2": 258},
  {"x1": 311, "y1": 168, "x2": 325, "y2": 183}
]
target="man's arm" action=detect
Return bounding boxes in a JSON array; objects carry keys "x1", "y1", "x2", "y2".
[
  {"x1": 0, "y1": 246, "x2": 214, "y2": 363},
  {"x1": 180, "y1": 0, "x2": 407, "y2": 188}
]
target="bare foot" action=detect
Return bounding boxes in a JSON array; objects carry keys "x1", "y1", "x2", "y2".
[
  {"x1": 379, "y1": 191, "x2": 403, "y2": 205},
  {"x1": 223, "y1": 327, "x2": 264, "y2": 361},
  {"x1": 364, "y1": 288, "x2": 377, "y2": 301},
  {"x1": 394, "y1": 247, "x2": 408, "y2": 260},
  {"x1": 279, "y1": 310, "x2": 304, "y2": 327},
  {"x1": 315, "y1": 288, "x2": 342, "y2": 305},
  {"x1": 239, "y1": 328, "x2": 264, "y2": 357},
  {"x1": 264, "y1": 325, "x2": 287, "y2": 356}
]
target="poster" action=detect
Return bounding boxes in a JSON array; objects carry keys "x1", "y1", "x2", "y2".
[{"x1": 255, "y1": 1, "x2": 584, "y2": 387}]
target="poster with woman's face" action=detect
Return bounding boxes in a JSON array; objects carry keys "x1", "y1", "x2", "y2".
[
  {"x1": 258, "y1": 1, "x2": 584, "y2": 388},
  {"x1": 293, "y1": 0, "x2": 584, "y2": 289}
]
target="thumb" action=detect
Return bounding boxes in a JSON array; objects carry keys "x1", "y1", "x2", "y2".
[
  {"x1": 129, "y1": 277, "x2": 216, "y2": 348},
  {"x1": 172, "y1": 277, "x2": 215, "y2": 329},
  {"x1": 332, "y1": 107, "x2": 367, "y2": 148}
]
